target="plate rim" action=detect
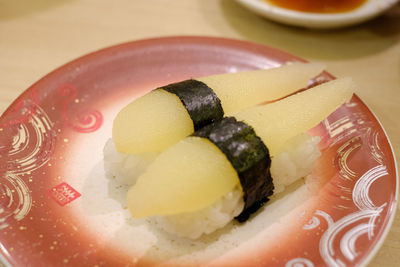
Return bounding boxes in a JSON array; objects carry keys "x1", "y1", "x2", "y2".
[
  {"x1": 1, "y1": 36, "x2": 307, "y2": 119},
  {"x1": 354, "y1": 96, "x2": 399, "y2": 266}
]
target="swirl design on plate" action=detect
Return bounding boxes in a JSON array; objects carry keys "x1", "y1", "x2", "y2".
[
  {"x1": 1, "y1": 89, "x2": 39, "y2": 128},
  {"x1": 0, "y1": 101, "x2": 56, "y2": 229},
  {"x1": 323, "y1": 116, "x2": 357, "y2": 146},
  {"x1": 58, "y1": 83, "x2": 103, "y2": 133},
  {"x1": 366, "y1": 128, "x2": 384, "y2": 165},
  {"x1": 301, "y1": 165, "x2": 388, "y2": 267},
  {"x1": 323, "y1": 101, "x2": 371, "y2": 147},
  {"x1": 334, "y1": 136, "x2": 362, "y2": 181},
  {"x1": 289, "y1": 105, "x2": 390, "y2": 267},
  {"x1": 0, "y1": 174, "x2": 31, "y2": 229},
  {"x1": 285, "y1": 258, "x2": 314, "y2": 267},
  {"x1": 303, "y1": 210, "x2": 334, "y2": 230}
]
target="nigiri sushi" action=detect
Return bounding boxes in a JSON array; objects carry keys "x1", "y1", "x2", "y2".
[
  {"x1": 126, "y1": 78, "x2": 354, "y2": 239},
  {"x1": 112, "y1": 63, "x2": 324, "y2": 154}
]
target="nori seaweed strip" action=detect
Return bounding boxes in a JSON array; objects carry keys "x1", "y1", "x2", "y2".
[
  {"x1": 192, "y1": 117, "x2": 274, "y2": 222},
  {"x1": 159, "y1": 79, "x2": 224, "y2": 130}
]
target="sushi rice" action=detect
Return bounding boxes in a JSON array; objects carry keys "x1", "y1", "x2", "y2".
[
  {"x1": 103, "y1": 132, "x2": 321, "y2": 239},
  {"x1": 103, "y1": 138, "x2": 158, "y2": 185}
]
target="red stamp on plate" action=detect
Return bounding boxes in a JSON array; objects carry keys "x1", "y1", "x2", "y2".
[{"x1": 48, "y1": 182, "x2": 81, "y2": 206}]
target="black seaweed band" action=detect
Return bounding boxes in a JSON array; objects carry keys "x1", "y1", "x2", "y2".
[
  {"x1": 192, "y1": 117, "x2": 274, "y2": 222},
  {"x1": 159, "y1": 79, "x2": 224, "y2": 131}
]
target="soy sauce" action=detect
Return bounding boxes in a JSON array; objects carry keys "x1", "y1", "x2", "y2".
[{"x1": 266, "y1": 0, "x2": 367, "y2": 13}]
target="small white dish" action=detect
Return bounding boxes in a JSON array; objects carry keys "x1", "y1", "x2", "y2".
[{"x1": 235, "y1": 0, "x2": 399, "y2": 29}]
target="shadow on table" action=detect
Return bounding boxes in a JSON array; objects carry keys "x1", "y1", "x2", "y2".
[
  {"x1": 0, "y1": 0, "x2": 74, "y2": 21},
  {"x1": 203, "y1": 1, "x2": 400, "y2": 60}
]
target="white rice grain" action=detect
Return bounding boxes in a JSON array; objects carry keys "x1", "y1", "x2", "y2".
[
  {"x1": 103, "y1": 138, "x2": 158, "y2": 185},
  {"x1": 271, "y1": 133, "x2": 321, "y2": 193},
  {"x1": 154, "y1": 186, "x2": 244, "y2": 239}
]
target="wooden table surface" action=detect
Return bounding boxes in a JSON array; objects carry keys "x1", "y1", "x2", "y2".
[{"x1": 1, "y1": 0, "x2": 399, "y2": 266}]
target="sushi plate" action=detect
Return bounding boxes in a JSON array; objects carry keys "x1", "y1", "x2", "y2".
[{"x1": 0, "y1": 36, "x2": 397, "y2": 267}]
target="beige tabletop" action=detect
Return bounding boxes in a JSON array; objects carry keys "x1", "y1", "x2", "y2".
[{"x1": 1, "y1": 0, "x2": 399, "y2": 266}]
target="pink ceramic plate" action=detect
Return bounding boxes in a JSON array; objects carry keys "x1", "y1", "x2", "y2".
[{"x1": 0, "y1": 37, "x2": 397, "y2": 267}]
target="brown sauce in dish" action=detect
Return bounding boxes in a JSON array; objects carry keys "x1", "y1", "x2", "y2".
[{"x1": 266, "y1": 0, "x2": 367, "y2": 13}]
